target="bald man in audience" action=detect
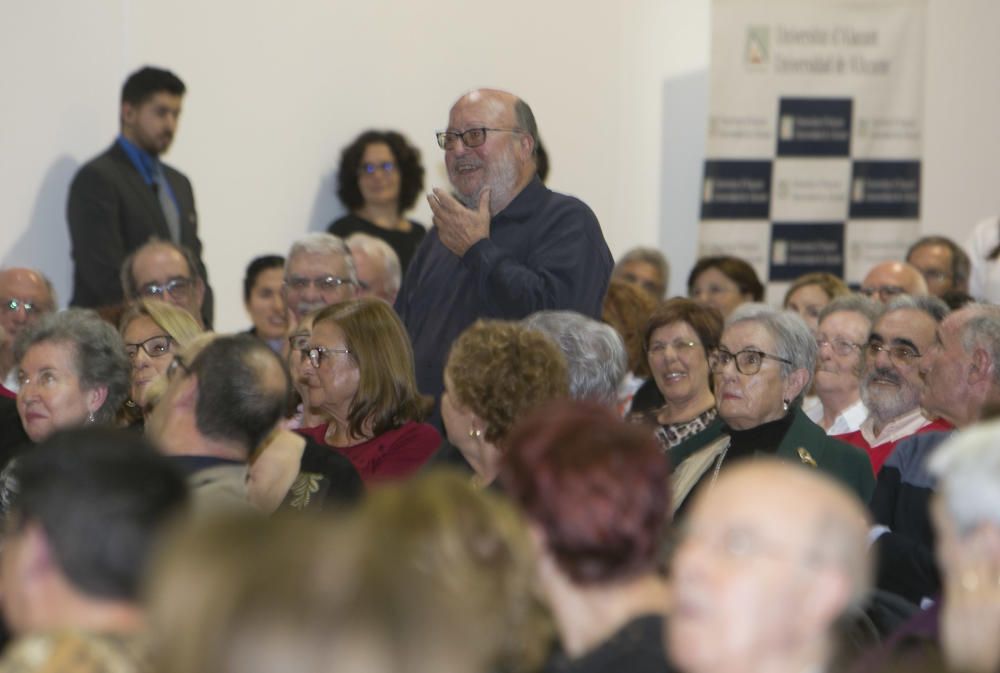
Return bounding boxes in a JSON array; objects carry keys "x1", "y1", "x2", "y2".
[
  {"x1": 870, "y1": 303, "x2": 1000, "y2": 604},
  {"x1": 835, "y1": 295, "x2": 952, "y2": 473},
  {"x1": 669, "y1": 461, "x2": 871, "y2": 673},
  {"x1": 121, "y1": 240, "x2": 207, "y2": 327},
  {"x1": 0, "y1": 268, "x2": 56, "y2": 395},
  {"x1": 860, "y1": 261, "x2": 928, "y2": 303}
]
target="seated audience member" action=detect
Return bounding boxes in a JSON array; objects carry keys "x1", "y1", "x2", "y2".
[
  {"x1": 296, "y1": 299, "x2": 439, "y2": 483},
  {"x1": 121, "y1": 239, "x2": 208, "y2": 327},
  {"x1": 119, "y1": 299, "x2": 201, "y2": 422},
  {"x1": 859, "y1": 260, "x2": 928, "y2": 303},
  {"x1": 634, "y1": 298, "x2": 722, "y2": 451},
  {"x1": 441, "y1": 321, "x2": 569, "y2": 488},
  {"x1": 835, "y1": 296, "x2": 952, "y2": 473},
  {"x1": 0, "y1": 427, "x2": 187, "y2": 672},
  {"x1": 870, "y1": 303, "x2": 1000, "y2": 605},
  {"x1": 806, "y1": 295, "x2": 882, "y2": 435},
  {"x1": 13, "y1": 309, "x2": 130, "y2": 445},
  {"x1": 601, "y1": 280, "x2": 658, "y2": 414},
  {"x1": 242, "y1": 254, "x2": 287, "y2": 354},
  {"x1": 612, "y1": 247, "x2": 669, "y2": 300},
  {"x1": 146, "y1": 333, "x2": 361, "y2": 514},
  {"x1": 906, "y1": 235, "x2": 971, "y2": 299},
  {"x1": 149, "y1": 472, "x2": 540, "y2": 673},
  {"x1": 669, "y1": 461, "x2": 871, "y2": 673},
  {"x1": 346, "y1": 233, "x2": 402, "y2": 304},
  {"x1": 924, "y1": 421, "x2": 1000, "y2": 673},
  {"x1": 782, "y1": 271, "x2": 850, "y2": 334},
  {"x1": 285, "y1": 311, "x2": 326, "y2": 429},
  {"x1": 0, "y1": 268, "x2": 56, "y2": 395},
  {"x1": 687, "y1": 255, "x2": 763, "y2": 318},
  {"x1": 670, "y1": 304, "x2": 874, "y2": 513},
  {"x1": 328, "y1": 130, "x2": 426, "y2": 273},
  {"x1": 283, "y1": 233, "x2": 359, "y2": 322},
  {"x1": 522, "y1": 310, "x2": 627, "y2": 407},
  {"x1": 502, "y1": 401, "x2": 671, "y2": 673}
]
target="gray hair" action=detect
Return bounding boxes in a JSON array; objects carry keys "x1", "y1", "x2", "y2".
[
  {"x1": 13, "y1": 309, "x2": 130, "y2": 424},
  {"x1": 928, "y1": 419, "x2": 1000, "y2": 532},
  {"x1": 614, "y1": 247, "x2": 669, "y2": 291},
  {"x1": 726, "y1": 303, "x2": 817, "y2": 403},
  {"x1": 522, "y1": 311, "x2": 626, "y2": 407},
  {"x1": 513, "y1": 98, "x2": 539, "y2": 157},
  {"x1": 883, "y1": 294, "x2": 950, "y2": 323},
  {"x1": 957, "y1": 305, "x2": 1000, "y2": 387},
  {"x1": 286, "y1": 233, "x2": 357, "y2": 284},
  {"x1": 817, "y1": 294, "x2": 883, "y2": 329},
  {"x1": 120, "y1": 239, "x2": 202, "y2": 300},
  {"x1": 345, "y1": 233, "x2": 401, "y2": 296}
]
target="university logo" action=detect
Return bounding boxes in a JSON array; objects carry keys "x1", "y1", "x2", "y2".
[{"x1": 745, "y1": 26, "x2": 770, "y2": 68}]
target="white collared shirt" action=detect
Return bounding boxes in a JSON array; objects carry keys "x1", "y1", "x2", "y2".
[
  {"x1": 806, "y1": 398, "x2": 868, "y2": 436},
  {"x1": 859, "y1": 407, "x2": 932, "y2": 447}
]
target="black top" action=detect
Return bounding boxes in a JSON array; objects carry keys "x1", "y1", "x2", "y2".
[
  {"x1": 725, "y1": 411, "x2": 795, "y2": 460},
  {"x1": 327, "y1": 213, "x2": 426, "y2": 273},
  {"x1": 544, "y1": 614, "x2": 671, "y2": 673},
  {"x1": 0, "y1": 396, "x2": 29, "y2": 470}
]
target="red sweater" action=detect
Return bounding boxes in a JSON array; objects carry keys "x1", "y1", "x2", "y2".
[
  {"x1": 835, "y1": 417, "x2": 953, "y2": 474},
  {"x1": 297, "y1": 421, "x2": 440, "y2": 484}
]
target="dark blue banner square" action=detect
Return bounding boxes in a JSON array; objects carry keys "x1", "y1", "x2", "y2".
[
  {"x1": 700, "y1": 160, "x2": 772, "y2": 219},
  {"x1": 776, "y1": 98, "x2": 853, "y2": 157},
  {"x1": 769, "y1": 222, "x2": 844, "y2": 281},
  {"x1": 848, "y1": 161, "x2": 920, "y2": 218}
]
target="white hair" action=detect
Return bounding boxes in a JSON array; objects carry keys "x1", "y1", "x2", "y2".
[
  {"x1": 345, "y1": 233, "x2": 402, "y2": 296},
  {"x1": 285, "y1": 233, "x2": 356, "y2": 283},
  {"x1": 928, "y1": 419, "x2": 1000, "y2": 533},
  {"x1": 522, "y1": 310, "x2": 626, "y2": 407}
]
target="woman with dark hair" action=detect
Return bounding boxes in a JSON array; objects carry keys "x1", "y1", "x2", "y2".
[
  {"x1": 242, "y1": 254, "x2": 286, "y2": 353},
  {"x1": 328, "y1": 130, "x2": 426, "y2": 272},
  {"x1": 296, "y1": 298, "x2": 439, "y2": 483},
  {"x1": 502, "y1": 400, "x2": 671, "y2": 673},
  {"x1": 688, "y1": 255, "x2": 764, "y2": 318}
]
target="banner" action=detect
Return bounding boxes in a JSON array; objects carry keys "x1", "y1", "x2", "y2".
[{"x1": 698, "y1": 0, "x2": 926, "y2": 300}]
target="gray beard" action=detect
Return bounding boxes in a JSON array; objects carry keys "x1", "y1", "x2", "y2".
[{"x1": 860, "y1": 377, "x2": 921, "y2": 425}]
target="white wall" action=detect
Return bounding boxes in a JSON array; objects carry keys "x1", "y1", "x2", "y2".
[{"x1": 1, "y1": 1, "x2": 997, "y2": 330}]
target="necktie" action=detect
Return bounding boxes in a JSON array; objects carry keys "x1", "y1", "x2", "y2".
[{"x1": 152, "y1": 163, "x2": 181, "y2": 243}]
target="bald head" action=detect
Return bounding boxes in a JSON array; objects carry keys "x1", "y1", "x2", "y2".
[
  {"x1": 444, "y1": 89, "x2": 538, "y2": 215},
  {"x1": 860, "y1": 261, "x2": 928, "y2": 302},
  {"x1": 669, "y1": 461, "x2": 871, "y2": 673},
  {"x1": 0, "y1": 268, "x2": 56, "y2": 375}
]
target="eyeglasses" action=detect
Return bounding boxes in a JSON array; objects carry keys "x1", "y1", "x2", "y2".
[
  {"x1": 284, "y1": 275, "x2": 355, "y2": 293},
  {"x1": 709, "y1": 348, "x2": 794, "y2": 375},
  {"x1": 125, "y1": 335, "x2": 173, "y2": 360},
  {"x1": 165, "y1": 354, "x2": 190, "y2": 381},
  {"x1": 435, "y1": 127, "x2": 524, "y2": 150},
  {"x1": 866, "y1": 340, "x2": 921, "y2": 366},
  {"x1": 918, "y1": 268, "x2": 951, "y2": 283},
  {"x1": 359, "y1": 161, "x2": 396, "y2": 176},
  {"x1": 4, "y1": 298, "x2": 39, "y2": 315},
  {"x1": 859, "y1": 285, "x2": 905, "y2": 301},
  {"x1": 139, "y1": 277, "x2": 193, "y2": 300},
  {"x1": 302, "y1": 346, "x2": 351, "y2": 369},
  {"x1": 648, "y1": 339, "x2": 700, "y2": 357},
  {"x1": 815, "y1": 337, "x2": 863, "y2": 357}
]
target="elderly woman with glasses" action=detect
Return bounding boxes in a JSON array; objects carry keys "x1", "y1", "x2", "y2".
[
  {"x1": 669, "y1": 303, "x2": 875, "y2": 514},
  {"x1": 327, "y1": 130, "x2": 426, "y2": 273},
  {"x1": 295, "y1": 298, "x2": 439, "y2": 483}
]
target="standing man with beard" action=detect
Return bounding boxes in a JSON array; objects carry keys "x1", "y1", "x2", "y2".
[
  {"x1": 835, "y1": 295, "x2": 952, "y2": 473},
  {"x1": 396, "y1": 89, "x2": 613, "y2": 410},
  {"x1": 67, "y1": 66, "x2": 213, "y2": 326}
]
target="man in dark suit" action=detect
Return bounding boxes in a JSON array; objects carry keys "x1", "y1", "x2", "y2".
[{"x1": 66, "y1": 66, "x2": 213, "y2": 326}]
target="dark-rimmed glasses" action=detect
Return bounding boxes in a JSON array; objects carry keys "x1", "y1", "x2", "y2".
[
  {"x1": 125, "y1": 335, "x2": 173, "y2": 360},
  {"x1": 302, "y1": 346, "x2": 351, "y2": 369},
  {"x1": 139, "y1": 277, "x2": 193, "y2": 300},
  {"x1": 284, "y1": 275, "x2": 355, "y2": 293},
  {"x1": 709, "y1": 348, "x2": 793, "y2": 375},
  {"x1": 436, "y1": 128, "x2": 524, "y2": 150},
  {"x1": 866, "y1": 340, "x2": 921, "y2": 366}
]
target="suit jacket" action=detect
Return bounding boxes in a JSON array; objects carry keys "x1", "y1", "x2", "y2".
[
  {"x1": 670, "y1": 407, "x2": 876, "y2": 511},
  {"x1": 66, "y1": 142, "x2": 213, "y2": 323}
]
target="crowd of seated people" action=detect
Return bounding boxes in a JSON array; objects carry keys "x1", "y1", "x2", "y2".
[{"x1": 6, "y1": 80, "x2": 1000, "y2": 673}]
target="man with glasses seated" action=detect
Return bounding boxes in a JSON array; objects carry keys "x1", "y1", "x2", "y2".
[
  {"x1": 283, "y1": 233, "x2": 358, "y2": 322},
  {"x1": 834, "y1": 295, "x2": 952, "y2": 474},
  {"x1": 859, "y1": 260, "x2": 928, "y2": 303},
  {"x1": 0, "y1": 268, "x2": 56, "y2": 397},
  {"x1": 121, "y1": 239, "x2": 208, "y2": 328},
  {"x1": 395, "y1": 89, "x2": 613, "y2": 424}
]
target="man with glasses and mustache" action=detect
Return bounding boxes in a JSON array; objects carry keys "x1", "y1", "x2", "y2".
[
  {"x1": 121, "y1": 240, "x2": 207, "y2": 328},
  {"x1": 68, "y1": 66, "x2": 213, "y2": 325},
  {"x1": 282, "y1": 233, "x2": 359, "y2": 322},
  {"x1": 0, "y1": 268, "x2": 56, "y2": 397},
  {"x1": 396, "y1": 89, "x2": 613, "y2": 417},
  {"x1": 834, "y1": 295, "x2": 952, "y2": 474}
]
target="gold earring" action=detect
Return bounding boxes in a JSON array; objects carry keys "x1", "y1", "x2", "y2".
[{"x1": 469, "y1": 428, "x2": 482, "y2": 439}]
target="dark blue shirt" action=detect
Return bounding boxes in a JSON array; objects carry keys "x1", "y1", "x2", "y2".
[
  {"x1": 116, "y1": 135, "x2": 179, "y2": 208},
  {"x1": 396, "y1": 176, "x2": 613, "y2": 403}
]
